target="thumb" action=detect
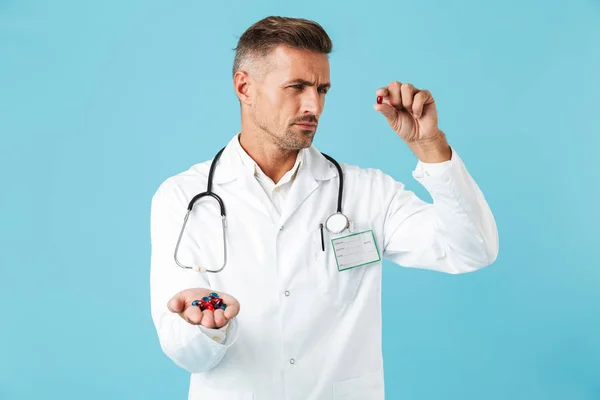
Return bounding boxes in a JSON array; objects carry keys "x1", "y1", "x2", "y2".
[
  {"x1": 373, "y1": 103, "x2": 398, "y2": 124},
  {"x1": 167, "y1": 294, "x2": 185, "y2": 313}
]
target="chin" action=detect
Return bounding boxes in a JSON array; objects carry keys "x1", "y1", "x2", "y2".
[
  {"x1": 298, "y1": 133, "x2": 314, "y2": 148},
  {"x1": 281, "y1": 129, "x2": 314, "y2": 149}
]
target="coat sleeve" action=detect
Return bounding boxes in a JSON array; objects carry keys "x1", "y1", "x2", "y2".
[
  {"x1": 149, "y1": 179, "x2": 238, "y2": 373},
  {"x1": 380, "y1": 148, "x2": 499, "y2": 274}
]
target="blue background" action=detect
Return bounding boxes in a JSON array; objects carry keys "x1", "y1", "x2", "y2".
[{"x1": 1, "y1": 0, "x2": 599, "y2": 398}]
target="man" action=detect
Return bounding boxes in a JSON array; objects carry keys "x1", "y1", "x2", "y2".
[{"x1": 150, "y1": 16, "x2": 498, "y2": 399}]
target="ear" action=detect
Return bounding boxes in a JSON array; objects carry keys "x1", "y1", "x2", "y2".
[{"x1": 233, "y1": 71, "x2": 252, "y2": 105}]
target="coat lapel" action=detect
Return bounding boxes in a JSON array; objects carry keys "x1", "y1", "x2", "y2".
[
  {"x1": 279, "y1": 145, "x2": 338, "y2": 227},
  {"x1": 211, "y1": 135, "x2": 275, "y2": 222},
  {"x1": 279, "y1": 165, "x2": 319, "y2": 227},
  {"x1": 212, "y1": 134, "x2": 339, "y2": 227}
]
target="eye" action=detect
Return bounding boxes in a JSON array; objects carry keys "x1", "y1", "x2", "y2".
[
  {"x1": 318, "y1": 87, "x2": 329, "y2": 94},
  {"x1": 290, "y1": 84, "x2": 304, "y2": 90}
]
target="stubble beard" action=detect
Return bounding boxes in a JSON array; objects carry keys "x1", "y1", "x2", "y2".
[{"x1": 254, "y1": 114, "x2": 314, "y2": 152}]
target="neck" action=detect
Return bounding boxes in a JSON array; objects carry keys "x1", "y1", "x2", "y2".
[{"x1": 238, "y1": 131, "x2": 299, "y2": 184}]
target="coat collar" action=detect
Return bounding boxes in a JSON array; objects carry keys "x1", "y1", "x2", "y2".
[{"x1": 210, "y1": 133, "x2": 338, "y2": 185}]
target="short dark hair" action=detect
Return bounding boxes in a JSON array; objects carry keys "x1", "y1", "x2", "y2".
[{"x1": 232, "y1": 16, "x2": 333, "y2": 77}]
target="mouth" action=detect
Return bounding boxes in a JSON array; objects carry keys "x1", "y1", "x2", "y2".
[{"x1": 294, "y1": 123, "x2": 317, "y2": 130}]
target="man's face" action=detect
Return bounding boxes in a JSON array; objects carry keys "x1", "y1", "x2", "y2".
[{"x1": 249, "y1": 46, "x2": 330, "y2": 150}]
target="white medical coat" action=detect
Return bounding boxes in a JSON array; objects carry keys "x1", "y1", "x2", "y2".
[{"x1": 150, "y1": 133, "x2": 499, "y2": 399}]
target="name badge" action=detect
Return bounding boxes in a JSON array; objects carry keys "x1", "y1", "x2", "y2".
[{"x1": 331, "y1": 230, "x2": 381, "y2": 271}]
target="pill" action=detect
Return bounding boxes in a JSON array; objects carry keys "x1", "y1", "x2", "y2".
[
  {"x1": 199, "y1": 299, "x2": 210, "y2": 308},
  {"x1": 193, "y1": 296, "x2": 226, "y2": 313},
  {"x1": 376, "y1": 96, "x2": 383, "y2": 104}
]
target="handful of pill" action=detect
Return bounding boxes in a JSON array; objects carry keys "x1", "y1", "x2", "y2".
[{"x1": 192, "y1": 292, "x2": 227, "y2": 311}]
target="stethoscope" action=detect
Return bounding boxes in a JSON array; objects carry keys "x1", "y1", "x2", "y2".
[{"x1": 174, "y1": 146, "x2": 348, "y2": 273}]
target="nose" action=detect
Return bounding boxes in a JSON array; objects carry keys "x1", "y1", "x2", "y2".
[{"x1": 301, "y1": 88, "x2": 323, "y2": 116}]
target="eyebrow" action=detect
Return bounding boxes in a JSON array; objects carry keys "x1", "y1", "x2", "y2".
[{"x1": 286, "y1": 79, "x2": 331, "y2": 90}]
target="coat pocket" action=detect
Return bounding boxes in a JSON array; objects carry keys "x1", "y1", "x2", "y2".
[
  {"x1": 312, "y1": 224, "x2": 376, "y2": 306},
  {"x1": 333, "y1": 369, "x2": 385, "y2": 399}
]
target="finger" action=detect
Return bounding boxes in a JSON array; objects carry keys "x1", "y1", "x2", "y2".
[
  {"x1": 180, "y1": 303, "x2": 204, "y2": 324},
  {"x1": 373, "y1": 102, "x2": 398, "y2": 123},
  {"x1": 223, "y1": 301, "x2": 240, "y2": 320},
  {"x1": 168, "y1": 287, "x2": 205, "y2": 313},
  {"x1": 400, "y1": 84, "x2": 417, "y2": 114},
  {"x1": 201, "y1": 309, "x2": 216, "y2": 329},
  {"x1": 412, "y1": 90, "x2": 434, "y2": 118},
  {"x1": 213, "y1": 309, "x2": 227, "y2": 327},
  {"x1": 387, "y1": 81, "x2": 403, "y2": 109},
  {"x1": 375, "y1": 86, "x2": 390, "y2": 97},
  {"x1": 167, "y1": 294, "x2": 185, "y2": 313}
]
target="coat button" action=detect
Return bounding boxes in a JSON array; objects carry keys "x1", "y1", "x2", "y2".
[
  {"x1": 284, "y1": 290, "x2": 290, "y2": 296},
  {"x1": 289, "y1": 358, "x2": 295, "y2": 364}
]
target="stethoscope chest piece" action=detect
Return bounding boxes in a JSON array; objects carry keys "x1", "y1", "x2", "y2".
[{"x1": 325, "y1": 212, "x2": 349, "y2": 234}]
